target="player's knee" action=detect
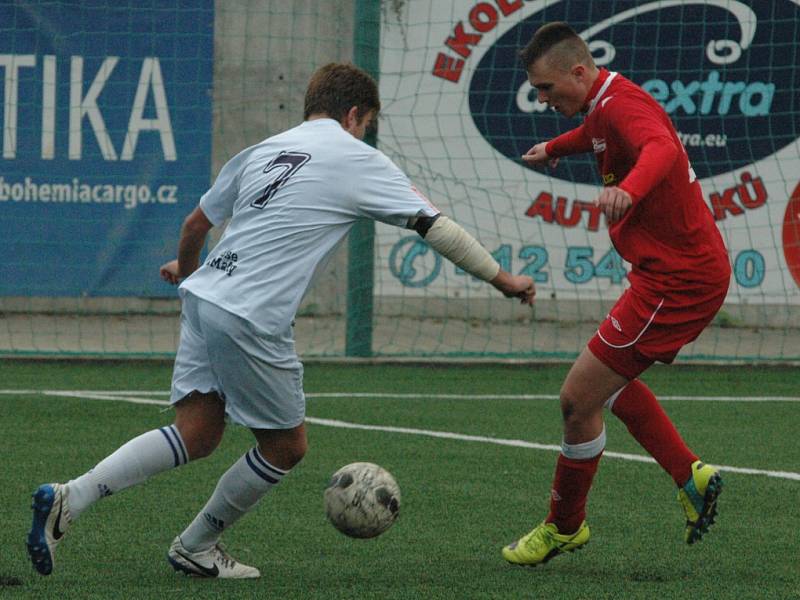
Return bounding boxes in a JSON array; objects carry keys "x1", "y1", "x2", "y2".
[
  {"x1": 177, "y1": 421, "x2": 225, "y2": 460},
  {"x1": 194, "y1": 429, "x2": 225, "y2": 459},
  {"x1": 559, "y1": 387, "x2": 575, "y2": 417},
  {"x1": 174, "y1": 391, "x2": 226, "y2": 460},
  {"x1": 283, "y1": 433, "x2": 308, "y2": 468},
  {"x1": 260, "y1": 431, "x2": 307, "y2": 470},
  {"x1": 186, "y1": 434, "x2": 222, "y2": 461},
  {"x1": 289, "y1": 438, "x2": 308, "y2": 467},
  {"x1": 559, "y1": 387, "x2": 586, "y2": 426}
]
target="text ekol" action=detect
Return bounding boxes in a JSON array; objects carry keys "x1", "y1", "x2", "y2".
[{"x1": 0, "y1": 54, "x2": 176, "y2": 161}]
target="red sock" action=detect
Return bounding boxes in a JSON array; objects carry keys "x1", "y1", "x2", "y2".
[
  {"x1": 611, "y1": 379, "x2": 697, "y2": 486},
  {"x1": 546, "y1": 453, "x2": 602, "y2": 534}
]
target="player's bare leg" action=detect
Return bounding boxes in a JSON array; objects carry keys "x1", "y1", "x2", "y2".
[
  {"x1": 559, "y1": 348, "x2": 628, "y2": 444},
  {"x1": 173, "y1": 391, "x2": 227, "y2": 459},
  {"x1": 252, "y1": 422, "x2": 308, "y2": 471}
]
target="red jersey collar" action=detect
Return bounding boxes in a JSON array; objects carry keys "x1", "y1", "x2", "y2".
[{"x1": 581, "y1": 68, "x2": 610, "y2": 113}]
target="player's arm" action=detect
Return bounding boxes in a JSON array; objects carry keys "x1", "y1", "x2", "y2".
[
  {"x1": 545, "y1": 124, "x2": 593, "y2": 157},
  {"x1": 616, "y1": 139, "x2": 678, "y2": 203},
  {"x1": 159, "y1": 146, "x2": 246, "y2": 284},
  {"x1": 595, "y1": 139, "x2": 678, "y2": 223},
  {"x1": 409, "y1": 215, "x2": 535, "y2": 305},
  {"x1": 356, "y1": 151, "x2": 532, "y2": 304},
  {"x1": 596, "y1": 101, "x2": 679, "y2": 222},
  {"x1": 522, "y1": 125, "x2": 592, "y2": 168},
  {"x1": 159, "y1": 206, "x2": 214, "y2": 285}
]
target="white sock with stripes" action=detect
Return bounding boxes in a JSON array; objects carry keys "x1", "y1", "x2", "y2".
[
  {"x1": 179, "y1": 447, "x2": 287, "y2": 552},
  {"x1": 66, "y1": 425, "x2": 189, "y2": 520}
]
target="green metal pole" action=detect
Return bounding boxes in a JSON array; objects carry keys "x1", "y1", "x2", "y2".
[{"x1": 346, "y1": 0, "x2": 380, "y2": 357}]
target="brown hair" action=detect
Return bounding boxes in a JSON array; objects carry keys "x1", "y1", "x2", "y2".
[
  {"x1": 303, "y1": 63, "x2": 381, "y2": 121},
  {"x1": 519, "y1": 22, "x2": 594, "y2": 71}
]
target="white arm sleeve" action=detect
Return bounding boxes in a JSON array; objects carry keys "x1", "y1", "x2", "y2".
[{"x1": 425, "y1": 216, "x2": 500, "y2": 282}]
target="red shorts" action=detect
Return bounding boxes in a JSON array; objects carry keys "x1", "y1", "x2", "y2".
[{"x1": 588, "y1": 285, "x2": 727, "y2": 380}]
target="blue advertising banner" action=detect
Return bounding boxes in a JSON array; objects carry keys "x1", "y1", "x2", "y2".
[{"x1": 0, "y1": 1, "x2": 213, "y2": 296}]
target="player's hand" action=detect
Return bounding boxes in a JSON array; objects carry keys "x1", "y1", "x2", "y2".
[
  {"x1": 491, "y1": 271, "x2": 536, "y2": 305},
  {"x1": 594, "y1": 186, "x2": 633, "y2": 224},
  {"x1": 159, "y1": 259, "x2": 181, "y2": 285},
  {"x1": 522, "y1": 142, "x2": 559, "y2": 169}
]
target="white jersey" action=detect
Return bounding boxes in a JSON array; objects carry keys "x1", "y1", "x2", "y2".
[{"x1": 180, "y1": 118, "x2": 438, "y2": 335}]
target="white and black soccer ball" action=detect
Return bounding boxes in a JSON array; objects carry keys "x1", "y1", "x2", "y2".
[{"x1": 324, "y1": 462, "x2": 401, "y2": 538}]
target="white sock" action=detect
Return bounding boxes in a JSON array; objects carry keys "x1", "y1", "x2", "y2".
[
  {"x1": 561, "y1": 426, "x2": 606, "y2": 460},
  {"x1": 66, "y1": 425, "x2": 189, "y2": 520},
  {"x1": 179, "y1": 447, "x2": 287, "y2": 552}
]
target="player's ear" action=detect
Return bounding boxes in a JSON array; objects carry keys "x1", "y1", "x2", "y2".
[{"x1": 344, "y1": 105, "x2": 359, "y2": 129}]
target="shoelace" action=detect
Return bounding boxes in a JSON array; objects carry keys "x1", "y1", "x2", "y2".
[
  {"x1": 522, "y1": 525, "x2": 553, "y2": 552},
  {"x1": 211, "y1": 544, "x2": 237, "y2": 570}
]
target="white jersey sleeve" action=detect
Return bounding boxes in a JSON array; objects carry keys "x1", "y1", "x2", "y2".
[
  {"x1": 199, "y1": 147, "x2": 254, "y2": 226},
  {"x1": 351, "y1": 150, "x2": 439, "y2": 226}
]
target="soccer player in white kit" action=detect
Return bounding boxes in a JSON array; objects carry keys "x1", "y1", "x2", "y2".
[{"x1": 26, "y1": 63, "x2": 535, "y2": 579}]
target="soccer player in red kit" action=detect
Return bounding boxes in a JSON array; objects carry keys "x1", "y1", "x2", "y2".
[{"x1": 502, "y1": 22, "x2": 732, "y2": 566}]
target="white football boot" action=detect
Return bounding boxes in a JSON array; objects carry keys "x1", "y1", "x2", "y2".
[
  {"x1": 27, "y1": 483, "x2": 72, "y2": 575},
  {"x1": 167, "y1": 536, "x2": 260, "y2": 579}
]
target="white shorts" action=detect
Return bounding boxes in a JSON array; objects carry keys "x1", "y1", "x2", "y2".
[{"x1": 170, "y1": 292, "x2": 305, "y2": 429}]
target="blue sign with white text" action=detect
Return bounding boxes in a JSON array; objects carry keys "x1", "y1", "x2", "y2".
[{"x1": 0, "y1": 1, "x2": 213, "y2": 296}]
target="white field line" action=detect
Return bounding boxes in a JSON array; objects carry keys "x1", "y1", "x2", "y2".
[
  {"x1": 309, "y1": 392, "x2": 800, "y2": 402},
  {"x1": 0, "y1": 390, "x2": 168, "y2": 396},
  {"x1": 43, "y1": 391, "x2": 169, "y2": 406},
  {"x1": 306, "y1": 417, "x2": 800, "y2": 482},
  {"x1": 2, "y1": 389, "x2": 799, "y2": 481},
  {"x1": 1, "y1": 390, "x2": 799, "y2": 402}
]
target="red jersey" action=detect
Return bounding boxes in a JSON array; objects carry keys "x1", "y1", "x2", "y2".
[{"x1": 546, "y1": 69, "x2": 731, "y2": 299}]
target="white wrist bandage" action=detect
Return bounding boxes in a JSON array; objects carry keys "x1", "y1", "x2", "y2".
[{"x1": 424, "y1": 216, "x2": 500, "y2": 282}]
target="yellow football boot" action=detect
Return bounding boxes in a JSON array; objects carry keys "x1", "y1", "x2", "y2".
[
  {"x1": 502, "y1": 521, "x2": 590, "y2": 566},
  {"x1": 678, "y1": 460, "x2": 723, "y2": 544}
]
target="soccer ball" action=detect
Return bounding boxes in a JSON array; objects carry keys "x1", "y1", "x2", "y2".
[{"x1": 324, "y1": 462, "x2": 401, "y2": 538}]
